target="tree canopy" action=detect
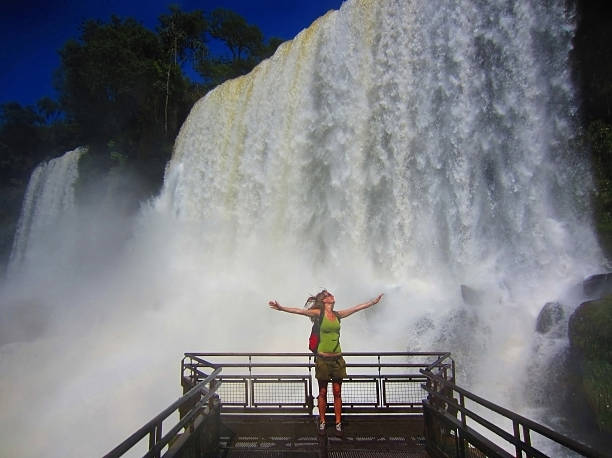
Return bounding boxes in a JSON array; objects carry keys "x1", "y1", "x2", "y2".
[{"x1": 0, "y1": 5, "x2": 284, "y2": 268}]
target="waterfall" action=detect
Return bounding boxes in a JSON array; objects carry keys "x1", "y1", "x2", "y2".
[
  {"x1": 0, "y1": 1, "x2": 604, "y2": 457},
  {"x1": 158, "y1": 0, "x2": 601, "y2": 385},
  {"x1": 8, "y1": 147, "x2": 84, "y2": 275},
  {"x1": 165, "y1": 0, "x2": 598, "y2": 284}
]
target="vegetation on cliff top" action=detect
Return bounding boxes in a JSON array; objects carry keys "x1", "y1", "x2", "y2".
[{"x1": 0, "y1": 6, "x2": 282, "y2": 265}]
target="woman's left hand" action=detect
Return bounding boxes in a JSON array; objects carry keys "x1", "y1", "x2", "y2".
[
  {"x1": 268, "y1": 300, "x2": 281, "y2": 310},
  {"x1": 371, "y1": 294, "x2": 384, "y2": 305}
]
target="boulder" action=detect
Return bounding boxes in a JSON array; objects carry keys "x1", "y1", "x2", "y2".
[
  {"x1": 569, "y1": 298, "x2": 612, "y2": 362},
  {"x1": 568, "y1": 297, "x2": 612, "y2": 433},
  {"x1": 583, "y1": 273, "x2": 612, "y2": 299},
  {"x1": 535, "y1": 302, "x2": 565, "y2": 334}
]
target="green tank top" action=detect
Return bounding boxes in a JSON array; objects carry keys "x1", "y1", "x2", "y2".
[{"x1": 317, "y1": 313, "x2": 341, "y2": 354}]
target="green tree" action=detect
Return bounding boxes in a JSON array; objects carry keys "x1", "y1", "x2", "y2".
[
  {"x1": 36, "y1": 97, "x2": 62, "y2": 124},
  {"x1": 198, "y1": 8, "x2": 283, "y2": 89},
  {"x1": 56, "y1": 16, "x2": 164, "y2": 151},
  {"x1": 0, "y1": 103, "x2": 44, "y2": 184},
  {"x1": 209, "y1": 8, "x2": 263, "y2": 61},
  {"x1": 157, "y1": 6, "x2": 208, "y2": 135}
]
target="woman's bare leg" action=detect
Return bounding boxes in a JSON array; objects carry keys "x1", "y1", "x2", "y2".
[
  {"x1": 332, "y1": 381, "x2": 342, "y2": 425},
  {"x1": 318, "y1": 380, "x2": 328, "y2": 424}
]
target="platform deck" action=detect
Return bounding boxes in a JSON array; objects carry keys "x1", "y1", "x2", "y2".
[{"x1": 219, "y1": 414, "x2": 429, "y2": 457}]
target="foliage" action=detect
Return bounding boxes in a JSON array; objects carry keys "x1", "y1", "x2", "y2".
[
  {"x1": 157, "y1": 6, "x2": 208, "y2": 134},
  {"x1": 0, "y1": 101, "x2": 75, "y2": 183},
  {"x1": 57, "y1": 16, "x2": 166, "y2": 147},
  {"x1": 197, "y1": 8, "x2": 282, "y2": 89},
  {"x1": 0, "y1": 103, "x2": 44, "y2": 183},
  {"x1": 209, "y1": 8, "x2": 264, "y2": 61},
  {"x1": 0, "y1": 5, "x2": 288, "y2": 268}
]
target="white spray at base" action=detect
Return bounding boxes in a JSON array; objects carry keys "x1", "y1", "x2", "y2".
[{"x1": 0, "y1": 0, "x2": 604, "y2": 456}]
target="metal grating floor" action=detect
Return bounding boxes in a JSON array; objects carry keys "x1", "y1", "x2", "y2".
[{"x1": 219, "y1": 414, "x2": 428, "y2": 457}]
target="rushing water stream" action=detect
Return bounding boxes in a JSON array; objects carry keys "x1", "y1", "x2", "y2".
[{"x1": 0, "y1": 1, "x2": 604, "y2": 456}]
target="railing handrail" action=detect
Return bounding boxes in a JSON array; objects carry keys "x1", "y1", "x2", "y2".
[
  {"x1": 186, "y1": 362, "x2": 441, "y2": 368},
  {"x1": 185, "y1": 351, "x2": 451, "y2": 357},
  {"x1": 423, "y1": 352, "x2": 452, "y2": 371},
  {"x1": 182, "y1": 352, "x2": 452, "y2": 380},
  {"x1": 104, "y1": 367, "x2": 222, "y2": 458},
  {"x1": 183, "y1": 352, "x2": 452, "y2": 370},
  {"x1": 182, "y1": 352, "x2": 444, "y2": 415},
  {"x1": 421, "y1": 369, "x2": 605, "y2": 458}
]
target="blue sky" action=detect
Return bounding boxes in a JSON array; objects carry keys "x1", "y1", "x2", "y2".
[{"x1": 0, "y1": 0, "x2": 345, "y2": 107}]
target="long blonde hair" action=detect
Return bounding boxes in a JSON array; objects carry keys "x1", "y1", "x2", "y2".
[{"x1": 304, "y1": 289, "x2": 328, "y2": 322}]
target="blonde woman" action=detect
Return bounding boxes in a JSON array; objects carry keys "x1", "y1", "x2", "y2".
[{"x1": 268, "y1": 289, "x2": 384, "y2": 436}]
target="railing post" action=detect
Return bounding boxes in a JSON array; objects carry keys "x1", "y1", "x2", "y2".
[
  {"x1": 148, "y1": 428, "x2": 155, "y2": 454},
  {"x1": 523, "y1": 424, "x2": 532, "y2": 458},
  {"x1": 148, "y1": 421, "x2": 162, "y2": 458},
  {"x1": 457, "y1": 392, "x2": 466, "y2": 458},
  {"x1": 201, "y1": 394, "x2": 221, "y2": 458},
  {"x1": 513, "y1": 420, "x2": 522, "y2": 457},
  {"x1": 459, "y1": 392, "x2": 466, "y2": 426},
  {"x1": 307, "y1": 354, "x2": 314, "y2": 414}
]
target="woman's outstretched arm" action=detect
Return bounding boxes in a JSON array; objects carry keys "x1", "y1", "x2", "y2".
[
  {"x1": 268, "y1": 300, "x2": 320, "y2": 317},
  {"x1": 336, "y1": 293, "x2": 384, "y2": 319}
]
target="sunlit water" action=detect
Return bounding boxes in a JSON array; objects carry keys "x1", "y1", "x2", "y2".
[{"x1": 0, "y1": 1, "x2": 604, "y2": 456}]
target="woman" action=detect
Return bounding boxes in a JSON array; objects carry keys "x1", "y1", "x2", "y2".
[{"x1": 268, "y1": 290, "x2": 384, "y2": 436}]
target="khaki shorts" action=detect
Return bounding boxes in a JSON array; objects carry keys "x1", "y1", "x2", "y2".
[{"x1": 315, "y1": 355, "x2": 347, "y2": 381}]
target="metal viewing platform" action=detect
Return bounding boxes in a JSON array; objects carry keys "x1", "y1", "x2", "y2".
[{"x1": 104, "y1": 352, "x2": 605, "y2": 458}]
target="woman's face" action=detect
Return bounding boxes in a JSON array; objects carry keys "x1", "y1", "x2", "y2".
[{"x1": 321, "y1": 290, "x2": 335, "y2": 306}]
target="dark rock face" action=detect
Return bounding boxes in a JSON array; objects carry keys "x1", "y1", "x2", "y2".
[
  {"x1": 583, "y1": 273, "x2": 612, "y2": 299},
  {"x1": 568, "y1": 297, "x2": 612, "y2": 434},
  {"x1": 535, "y1": 302, "x2": 565, "y2": 334}
]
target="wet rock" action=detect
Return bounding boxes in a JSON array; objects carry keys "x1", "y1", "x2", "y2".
[
  {"x1": 583, "y1": 273, "x2": 612, "y2": 299},
  {"x1": 535, "y1": 302, "x2": 565, "y2": 334},
  {"x1": 568, "y1": 297, "x2": 612, "y2": 433},
  {"x1": 569, "y1": 298, "x2": 612, "y2": 363}
]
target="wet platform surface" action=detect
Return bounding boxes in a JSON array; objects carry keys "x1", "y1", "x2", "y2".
[{"x1": 219, "y1": 414, "x2": 428, "y2": 457}]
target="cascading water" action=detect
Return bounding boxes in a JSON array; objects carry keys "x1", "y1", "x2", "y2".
[
  {"x1": 160, "y1": 0, "x2": 601, "y2": 396},
  {"x1": 0, "y1": 1, "x2": 605, "y2": 457},
  {"x1": 7, "y1": 146, "x2": 84, "y2": 276}
]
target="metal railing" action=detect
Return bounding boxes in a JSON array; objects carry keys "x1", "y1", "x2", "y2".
[
  {"x1": 103, "y1": 367, "x2": 222, "y2": 458},
  {"x1": 106, "y1": 351, "x2": 606, "y2": 458},
  {"x1": 420, "y1": 368, "x2": 606, "y2": 458},
  {"x1": 182, "y1": 352, "x2": 454, "y2": 415}
]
